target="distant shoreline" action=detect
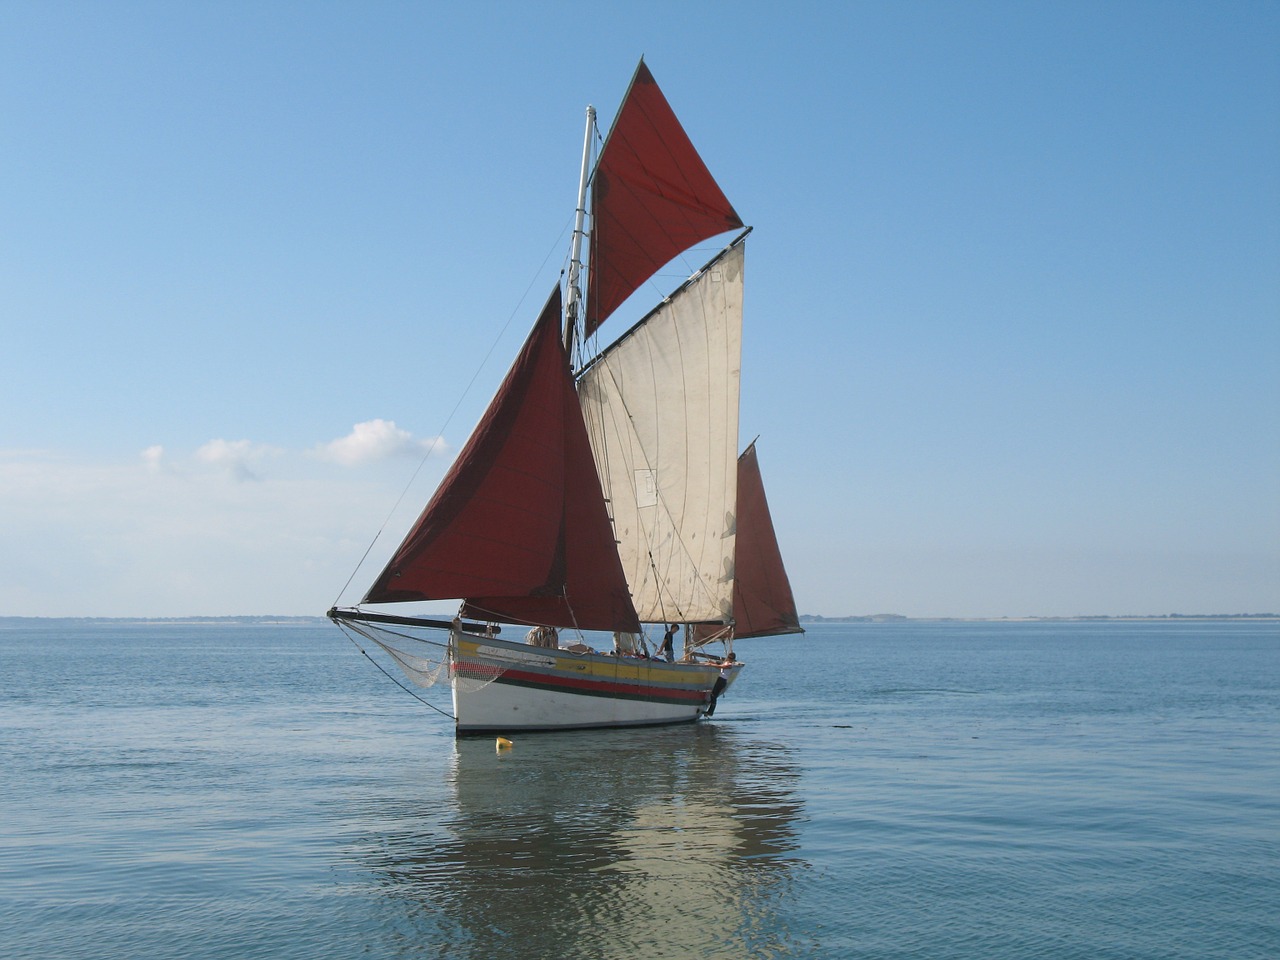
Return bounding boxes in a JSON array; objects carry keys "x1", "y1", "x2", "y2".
[{"x1": 799, "y1": 613, "x2": 1280, "y2": 623}]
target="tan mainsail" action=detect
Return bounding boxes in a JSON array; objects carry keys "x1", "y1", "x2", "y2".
[{"x1": 579, "y1": 240, "x2": 744, "y2": 625}]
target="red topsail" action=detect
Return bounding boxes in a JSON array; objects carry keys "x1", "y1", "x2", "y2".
[{"x1": 585, "y1": 60, "x2": 743, "y2": 336}]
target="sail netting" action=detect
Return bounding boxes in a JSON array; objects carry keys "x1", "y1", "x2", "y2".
[
  {"x1": 586, "y1": 60, "x2": 743, "y2": 337},
  {"x1": 378, "y1": 636, "x2": 508, "y2": 694},
  {"x1": 335, "y1": 618, "x2": 506, "y2": 694},
  {"x1": 362, "y1": 287, "x2": 640, "y2": 634},
  {"x1": 372, "y1": 636, "x2": 449, "y2": 688},
  {"x1": 578, "y1": 240, "x2": 744, "y2": 625}
]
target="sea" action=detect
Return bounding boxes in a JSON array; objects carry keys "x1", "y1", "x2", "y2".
[{"x1": 1, "y1": 618, "x2": 1276, "y2": 959}]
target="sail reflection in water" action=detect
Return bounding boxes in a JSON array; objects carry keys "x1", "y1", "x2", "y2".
[{"x1": 357, "y1": 726, "x2": 807, "y2": 958}]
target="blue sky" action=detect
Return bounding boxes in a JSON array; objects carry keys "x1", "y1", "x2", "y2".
[{"x1": 2, "y1": 1, "x2": 1276, "y2": 618}]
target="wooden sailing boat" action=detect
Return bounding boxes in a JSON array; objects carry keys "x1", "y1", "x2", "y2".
[{"x1": 329, "y1": 60, "x2": 801, "y2": 733}]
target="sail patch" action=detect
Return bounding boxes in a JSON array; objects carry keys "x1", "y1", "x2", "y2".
[{"x1": 635, "y1": 469, "x2": 659, "y2": 508}]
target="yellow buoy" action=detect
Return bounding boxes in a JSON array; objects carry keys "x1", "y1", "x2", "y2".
[{"x1": 495, "y1": 737, "x2": 513, "y2": 752}]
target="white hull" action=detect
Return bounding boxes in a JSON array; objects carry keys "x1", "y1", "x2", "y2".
[
  {"x1": 450, "y1": 630, "x2": 741, "y2": 734},
  {"x1": 452, "y1": 679, "x2": 708, "y2": 732}
]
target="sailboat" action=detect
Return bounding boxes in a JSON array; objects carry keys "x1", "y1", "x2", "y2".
[{"x1": 329, "y1": 60, "x2": 802, "y2": 733}]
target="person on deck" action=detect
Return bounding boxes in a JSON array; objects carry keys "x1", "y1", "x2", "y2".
[{"x1": 658, "y1": 623, "x2": 678, "y2": 662}]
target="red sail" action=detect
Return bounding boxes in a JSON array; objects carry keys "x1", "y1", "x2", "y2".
[
  {"x1": 364, "y1": 287, "x2": 640, "y2": 634},
  {"x1": 585, "y1": 60, "x2": 743, "y2": 336},
  {"x1": 463, "y1": 334, "x2": 641, "y2": 632},
  {"x1": 728, "y1": 443, "x2": 803, "y2": 639}
]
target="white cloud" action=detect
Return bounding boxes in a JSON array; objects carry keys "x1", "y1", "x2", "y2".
[
  {"x1": 315, "y1": 419, "x2": 445, "y2": 466},
  {"x1": 141, "y1": 445, "x2": 165, "y2": 472}
]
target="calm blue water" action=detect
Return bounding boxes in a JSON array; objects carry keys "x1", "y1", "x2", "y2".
[{"x1": 1, "y1": 618, "x2": 1276, "y2": 959}]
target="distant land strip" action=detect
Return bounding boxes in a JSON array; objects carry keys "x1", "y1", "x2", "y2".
[{"x1": 799, "y1": 613, "x2": 1279, "y2": 622}]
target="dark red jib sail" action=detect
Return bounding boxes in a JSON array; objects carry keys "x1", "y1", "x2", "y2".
[
  {"x1": 727, "y1": 443, "x2": 803, "y2": 639},
  {"x1": 585, "y1": 60, "x2": 743, "y2": 336},
  {"x1": 363, "y1": 287, "x2": 640, "y2": 634}
]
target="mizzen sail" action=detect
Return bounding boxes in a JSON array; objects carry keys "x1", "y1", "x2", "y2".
[{"x1": 726, "y1": 443, "x2": 802, "y2": 638}]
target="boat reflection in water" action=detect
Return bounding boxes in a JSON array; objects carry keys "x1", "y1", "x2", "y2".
[{"x1": 360, "y1": 725, "x2": 807, "y2": 958}]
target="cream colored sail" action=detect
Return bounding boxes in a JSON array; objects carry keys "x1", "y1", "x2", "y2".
[{"x1": 578, "y1": 241, "x2": 744, "y2": 624}]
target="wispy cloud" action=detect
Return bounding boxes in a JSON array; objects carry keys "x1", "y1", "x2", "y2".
[
  {"x1": 195, "y1": 439, "x2": 278, "y2": 481},
  {"x1": 141, "y1": 445, "x2": 165, "y2": 473},
  {"x1": 0, "y1": 445, "x2": 436, "y2": 616},
  {"x1": 315, "y1": 419, "x2": 445, "y2": 466}
]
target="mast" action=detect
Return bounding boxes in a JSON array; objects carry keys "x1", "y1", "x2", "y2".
[{"x1": 564, "y1": 104, "x2": 596, "y2": 359}]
